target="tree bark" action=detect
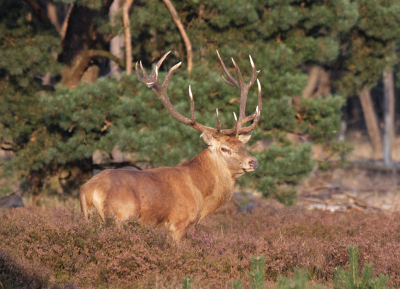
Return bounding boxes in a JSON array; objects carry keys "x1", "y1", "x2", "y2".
[
  {"x1": 163, "y1": 0, "x2": 193, "y2": 74},
  {"x1": 382, "y1": 70, "x2": 395, "y2": 165},
  {"x1": 302, "y1": 66, "x2": 320, "y2": 99},
  {"x1": 60, "y1": 4, "x2": 75, "y2": 41},
  {"x1": 46, "y1": 2, "x2": 61, "y2": 32},
  {"x1": 109, "y1": 0, "x2": 124, "y2": 77},
  {"x1": 59, "y1": 5, "x2": 94, "y2": 88},
  {"x1": 315, "y1": 69, "x2": 330, "y2": 97},
  {"x1": 122, "y1": 0, "x2": 134, "y2": 75},
  {"x1": 302, "y1": 66, "x2": 331, "y2": 99},
  {"x1": 358, "y1": 89, "x2": 383, "y2": 160}
]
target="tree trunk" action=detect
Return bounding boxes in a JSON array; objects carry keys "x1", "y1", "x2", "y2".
[
  {"x1": 315, "y1": 69, "x2": 330, "y2": 97},
  {"x1": 109, "y1": 0, "x2": 124, "y2": 77},
  {"x1": 358, "y1": 89, "x2": 383, "y2": 160},
  {"x1": 302, "y1": 66, "x2": 331, "y2": 99},
  {"x1": 59, "y1": 5, "x2": 94, "y2": 88},
  {"x1": 122, "y1": 0, "x2": 134, "y2": 75},
  {"x1": 382, "y1": 70, "x2": 395, "y2": 165},
  {"x1": 302, "y1": 66, "x2": 320, "y2": 99}
]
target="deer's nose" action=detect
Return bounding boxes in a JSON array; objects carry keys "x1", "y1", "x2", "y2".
[{"x1": 249, "y1": 160, "x2": 258, "y2": 169}]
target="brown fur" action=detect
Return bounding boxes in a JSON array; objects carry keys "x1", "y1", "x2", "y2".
[
  {"x1": 80, "y1": 133, "x2": 257, "y2": 241},
  {"x1": 80, "y1": 129, "x2": 257, "y2": 241}
]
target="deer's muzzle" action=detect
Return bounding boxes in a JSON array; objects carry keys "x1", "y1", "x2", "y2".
[{"x1": 248, "y1": 159, "x2": 258, "y2": 170}]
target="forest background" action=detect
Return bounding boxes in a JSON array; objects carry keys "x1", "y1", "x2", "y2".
[
  {"x1": 1, "y1": 0, "x2": 400, "y2": 206},
  {"x1": 3, "y1": 1, "x2": 400, "y2": 288}
]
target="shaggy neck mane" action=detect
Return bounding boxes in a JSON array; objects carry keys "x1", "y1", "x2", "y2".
[{"x1": 180, "y1": 149, "x2": 235, "y2": 219}]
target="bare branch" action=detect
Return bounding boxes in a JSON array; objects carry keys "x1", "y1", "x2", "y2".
[
  {"x1": 60, "y1": 4, "x2": 75, "y2": 41},
  {"x1": 162, "y1": 0, "x2": 193, "y2": 74},
  {"x1": 89, "y1": 50, "x2": 125, "y2": 68}
]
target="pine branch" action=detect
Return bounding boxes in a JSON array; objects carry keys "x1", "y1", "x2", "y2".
[
  {"x1": 63, "y1": 49, "x2": 92, "y2": 88},
  {"x1": 89, "y1": 50, "x2": 125, "y2": 68},
  {"x1": 249, "y1": 256, "x2": 266, "y2": 289}
]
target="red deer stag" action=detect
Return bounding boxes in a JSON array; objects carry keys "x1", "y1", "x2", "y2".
[{"x1": 80, "y1": 51, "x2": 262, "y2": 241}]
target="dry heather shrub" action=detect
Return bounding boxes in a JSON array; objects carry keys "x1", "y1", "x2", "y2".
[{"x1": 1, "y1": 203, "x2": 400, "y2": 288}]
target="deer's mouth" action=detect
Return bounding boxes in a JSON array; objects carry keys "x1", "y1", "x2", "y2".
[
  {"x1": 241, "y1": 165, "x2": 257, "y2": 173},
  {"x1": 242, "y1": 159, "x2": 258, "y2": 172}
]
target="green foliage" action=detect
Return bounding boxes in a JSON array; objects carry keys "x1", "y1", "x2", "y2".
[
  {"x1": 239, "y1": 143, "x2": 314, "y2": 205},
  {"x1": 53, "y1": 0, "x2": 103, "y2": 10},
  {"x1": 299, "y1": 96, "x2": 345, "y2": 143},
  {"x1": 317, "y1": 140, "x2": 354, "y2": 171},
  {"x1": 0, "y1": 0, "x2": 63, "y2": 190},
  {"x1": 276, "y1": 269, "x2": 311, "y2": 289},
  {"x1": 182, "y1": 277, "x2": 193, "y2": 289},
  {"x1": 333, "y1": 246, "x2": 392, "y2": 289},
  {"x1": 336, "y1": 0, "x2": 400, "y2": 96},
  {"x1": 1, "y1": 0, "x2": 399, "y2": 205},
  {"x1": 0, "y1": 1, "x2": 61, "y2": 87},
  {"x1": 232, "y1": 279, "x2": 245, "y2": 289},
  {"x1": 249, "y1": 256, "x2": 266, "y2": 289}
]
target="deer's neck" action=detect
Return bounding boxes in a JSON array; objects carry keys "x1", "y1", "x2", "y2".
[{"x1": 180, "y1": 149, "x2": 235, "y2": 220}]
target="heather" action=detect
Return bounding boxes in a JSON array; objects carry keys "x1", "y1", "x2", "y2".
[{"x1": 1, "y1": 202, "x2": 400, "y2": 288}]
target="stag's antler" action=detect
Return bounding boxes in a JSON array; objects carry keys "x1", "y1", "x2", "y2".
[
  {"x1": 135, "y1": 51, "x2": 261, "y2": 136},
  {"x1": 216, "y1": 51, "x2": 262, "y2": 135}
]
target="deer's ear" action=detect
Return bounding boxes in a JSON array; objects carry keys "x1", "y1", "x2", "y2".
[
  {"x1": 200, "y1": 131, "x2": 217, "y2": 147},
  {"x1": 238, "y1": 132, "x2": 252, "y2": 144}
]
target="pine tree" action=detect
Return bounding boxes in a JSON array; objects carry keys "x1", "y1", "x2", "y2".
[
  {"x1": 249, "y1": 256, "x2": 266, "y2": 289},
  {"x1": 333, "y1": 246, "x2": 391, "y2": 289},
  {"x1": 1, "y1": 0, "x2": 398, "y2": 205},
  {"x1": 0, "y1": 0, "x2": 62, "y2": 198}
]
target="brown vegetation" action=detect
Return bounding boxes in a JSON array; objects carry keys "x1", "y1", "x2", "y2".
[{"x1": 1, "y1": 201, "x2": 400, "y2": 288}]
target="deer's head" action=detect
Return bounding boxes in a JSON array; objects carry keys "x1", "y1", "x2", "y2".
[
  {"x1": 200, "y1": 131, "x2": 258, "y2": 178},
  {"x1": 136, "y1": 51, "x2": 262, "y2": 179}
]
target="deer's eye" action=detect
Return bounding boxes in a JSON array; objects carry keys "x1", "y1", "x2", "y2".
[{"x1": 221, "y1": 147, "x2": 231, "y2": 154}]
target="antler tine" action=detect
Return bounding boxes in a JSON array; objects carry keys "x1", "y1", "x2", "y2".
[
  {"x1": 221, "y1": 75, "x2": 236, "y2": 87},
  {"x1": 237, "y1": 55, "x2": 260, "y2": 121},
  {"x1": 136, "y1": 51, "x2": 171, "y2": 83},
  {"x1": 216, "y1": 50, "x2": 239, "y2": 88},
  {"x1": 236, "y1": 78, "x2": 262, "y2": 135},
  {"x1": 217, "y1": 51, "x2": 262, "y2": 135},
  {"x1": 150, "y1": 51, "x2": 171, "y2": 78},
  {"x1": 217, "y1": 112, "x2": 238, "y2": 135},
  {"x1": 237, "y1": 106, "x2": 261, "y2": 135},
  {"x1": 231, "y1": 57, "x2": 245, "y2": 88},
  {"x1": 238, "y1": 78, "x2": 263, "y2": 125},
  {"x1": 248, "y1": 55, "x2": 258, "y2": 87},
  {"x1": 188, "y1": 86, "x2": 236, "y2": 135},
  {"x1": 162, "y1": 62, "x2": 181, "y2": 88},
  {"x1": 139, "y1": 61, "x2": 147, "y2": 77},
  {"x1": 216, "y1": 108, "x2": 221, "y2": 132},
  {"x1": 134, "y1": 61, "x2": 146, "y2": 80},
  {"x1": 135, "y1": 61, "x2": 142, "y2": 80}
]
